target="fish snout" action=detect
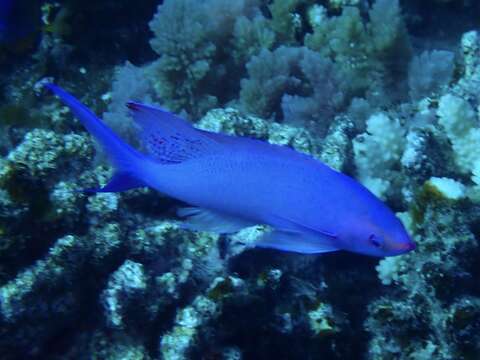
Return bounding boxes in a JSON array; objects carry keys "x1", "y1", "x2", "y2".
[
  {"x1": 393, "y1": 239, "x2": 416, "y2": 254},
  {"x1": 406, "y1": 241, "x2": 416, "y2": 251}
]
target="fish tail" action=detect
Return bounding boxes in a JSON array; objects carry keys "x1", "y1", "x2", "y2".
[{"x1": 45, "y1": 83, "x2": 147, "y2": 193}]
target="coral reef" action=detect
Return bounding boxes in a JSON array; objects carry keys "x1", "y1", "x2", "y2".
[
  {"x1": 369, "y1": 185, "x2": 480, "y2": 359},
  {"x1": 365, "y1": 30, "x2": 480, "y2": 360},
  {"x1": 1, "y1": 0, "x2": 480, "y2": 359},
  {"x1": 353, "y1": 112, "x2": 405, "y2": 199}
]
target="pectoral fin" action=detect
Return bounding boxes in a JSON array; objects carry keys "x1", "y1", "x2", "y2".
[
  {"x1": 255, "y1": 230, "x2": 339, "y2": 254},
  {"x1": 178, "y1": 207, "x2": 256, "y2": 234}
]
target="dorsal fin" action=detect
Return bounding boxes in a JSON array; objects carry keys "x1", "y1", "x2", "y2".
[{"x1": 126, "y1": 102, "x2": 222, "y2": 163}]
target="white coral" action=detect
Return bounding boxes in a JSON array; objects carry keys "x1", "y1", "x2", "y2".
[
  {"x1": 353, "y1": 112, "x2": 405, "y2": 198},
  {"x1": 437, "y1": 93, "x2": 480, "y2": 178},
  {"x1": 427, "y1": 177, "x2": 466, "y2": 200},
  {"x1": 376, "y1": 256, "x2": 403, "y2": 285}
]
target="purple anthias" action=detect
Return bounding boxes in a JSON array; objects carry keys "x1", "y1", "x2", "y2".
[{"x1": 45, "y1": 83, "x2": 416, "y2": 257}]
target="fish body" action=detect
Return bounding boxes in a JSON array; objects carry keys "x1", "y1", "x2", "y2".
[{"x1": 45, "y1": 84, "x2": 415, "y2": 257}]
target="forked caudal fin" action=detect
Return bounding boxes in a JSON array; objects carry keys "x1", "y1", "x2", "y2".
[{"x1": 45, "y1": 83, "x2": 147, "y2": 193}]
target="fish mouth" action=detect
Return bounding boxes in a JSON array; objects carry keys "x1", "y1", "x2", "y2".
[
  {"x1": 396, "y1": 241, "x2": 416, "y2": 253},
  {"x1": 389, "y1": 239, "x2": 416, "y2": 254}
]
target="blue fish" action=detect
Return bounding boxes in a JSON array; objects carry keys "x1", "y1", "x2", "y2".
[{"x1": 45, "y1": 84, "x2": 416, "y2": 257}]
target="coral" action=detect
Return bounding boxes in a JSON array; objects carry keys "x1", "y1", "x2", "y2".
[
  {"x1": 408, "y1": 50, "x2": 455, "y2": 100},
  {"x1": 307, "y1": 303, "x2": 339, "y2": 336},
  {"x1": 103, "y1": 62, "x2": 156, "y2": 145},
  {"x1": 327, "y1": 0, "x2": 359, "y2": 10},
  {"x1": 3, "y1": 1, "x2": 480, "y2": 358},
  {"x1": 376, "y1": 255, "x2": 404, "y2": 286},
  {"x1": 1, "y1": 235, "x2": 82, "y2": 319},
  {"x1": 437, "y1": 93, "x2": 480, "y2": 177},
  {"x1": 346, "y1": 97, "x2": 373, "y2": 132},
  {"x1": 426, "y1": 177, "x2": 466, "y2": 200},
  {"x1": 305, "y1": 4, "x2": 370, "y2": 71},
  {"x1": 239, "y1": 46, "x2": 304, "y2": 119},
  {"x1": 147, "y1": 0, "x2": 413, "y2": 127},
  {"x1": 0, "y1": 234, "x2": 89, "y2": 358},
  {"x1": 231, "y1": 15, "x2": 275, "y2": 65},
  {"x1": 127, "y1": 221, "x2": 178, "y2": 261},
  {"x1": 50, "y1": 180, "x2": 84, "y2": 219},
  {"x1": 86, "y1": 192, "x2": 120, "y2": 220},
  {"x1": 281, "y1": 49, "x2": 345, "y2": 133},
  {"x1": 227, "y1": 225, "x2": 266, "y2": 257},
  {"x1": 7, "y1": 129, "x2": 92, "y2": 178},
  {"x1": 318, "y1": 114, "x2": 354, "y2": 171},
  {"x1": 240, "y1": 46, "x2": 344, "y2": 132},
  {"x1": 368, "y1": 0, "x2": 410, "y2": 58},
  {"x1": 159, "y1": 295, "x2": 218, "y2": 360},
  {"x1": 305, "y1": 0, "x2": 411, "y2": 103},
  {"x1": 197, "y1": 107, "x2": 322, "y2": 159},
  {"x1": 102, "y1": 260, "x2": 147, "y2": 329},
  {"x1": 400, "y1": 125, "x2": 455, "y2": 204},
  {"x1": 268, "y1": 0, "x2": 309, "y2": 44},
  {"x1": 148, "y1": 0, "x2": 261, "y2": 118},
  {"x1": 368, "y1": 181, "x2": 480, "y2": 360},
  {"x1": 461, "y1": 31, "x2": 480, "y2": 79},
  {"x1": 62, "y1": 331, "x2": 152, "y2": 360},
  {"x1": 353, "y1": 112, "x2": 405, "y2": 198}
]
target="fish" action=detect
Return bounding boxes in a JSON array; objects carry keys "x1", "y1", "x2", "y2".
[{"x1": 44, "y1": 83, "x2": 416, "y2": 257}]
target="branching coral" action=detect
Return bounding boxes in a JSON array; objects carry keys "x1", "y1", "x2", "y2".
[
  {"x1": 240, "y1": 46, "x2": 345, "y2": 133},
  {"x1": 148, "y1": 0, "x2": 262, "y2": 118},
  {"x1": 408, "y1": 50, "x2": 455, "y2": 100},
  {"x1": 437, "y1": 93, "x2": 480, "y2": 179},
  {"x1": 281, "y1": 49, "x2": 346, "y2": 133},
  {"x1": 239, "y1": 46, "x2": 304, "y2": 120},
  {"x1": 231, "y1": 15, "x2": 275, "y2": 65},
  {"x1": 305, "y1": 0, "x2": 411, "y2": 103},
  {"x1": 268, "y1": 0, "x2": 312, "y2": 44},
  {"x1": 353, "y1": 112, "x2": 405, "y2": 198},
  {"x1": 103, "y1": 62, "x2": 156, "y2": 146}
]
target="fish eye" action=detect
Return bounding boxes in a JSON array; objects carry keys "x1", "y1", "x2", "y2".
[{"x1": 369, "y1": 234, "x2": 384, "y2": 249}]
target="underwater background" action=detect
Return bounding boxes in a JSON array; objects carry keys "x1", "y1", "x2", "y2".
[{"x1": 1, "y1": 0, "x2": 480, "y2": 359}]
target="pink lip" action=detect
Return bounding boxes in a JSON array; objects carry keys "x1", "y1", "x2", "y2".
[
  {"x1": 401, "y1": 242, "x2": 416, "y2": 252},
  {"x1": 393, "y1": 241, "x2": 416, "y2": 253}
]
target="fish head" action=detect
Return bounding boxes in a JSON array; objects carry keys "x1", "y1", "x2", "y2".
[
  {"x1": 362, "y1": 227, "x2": 415, "y2": 257},
  {"x1": 340, "y1": 207, "x2": 416, "y2": 257}
]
